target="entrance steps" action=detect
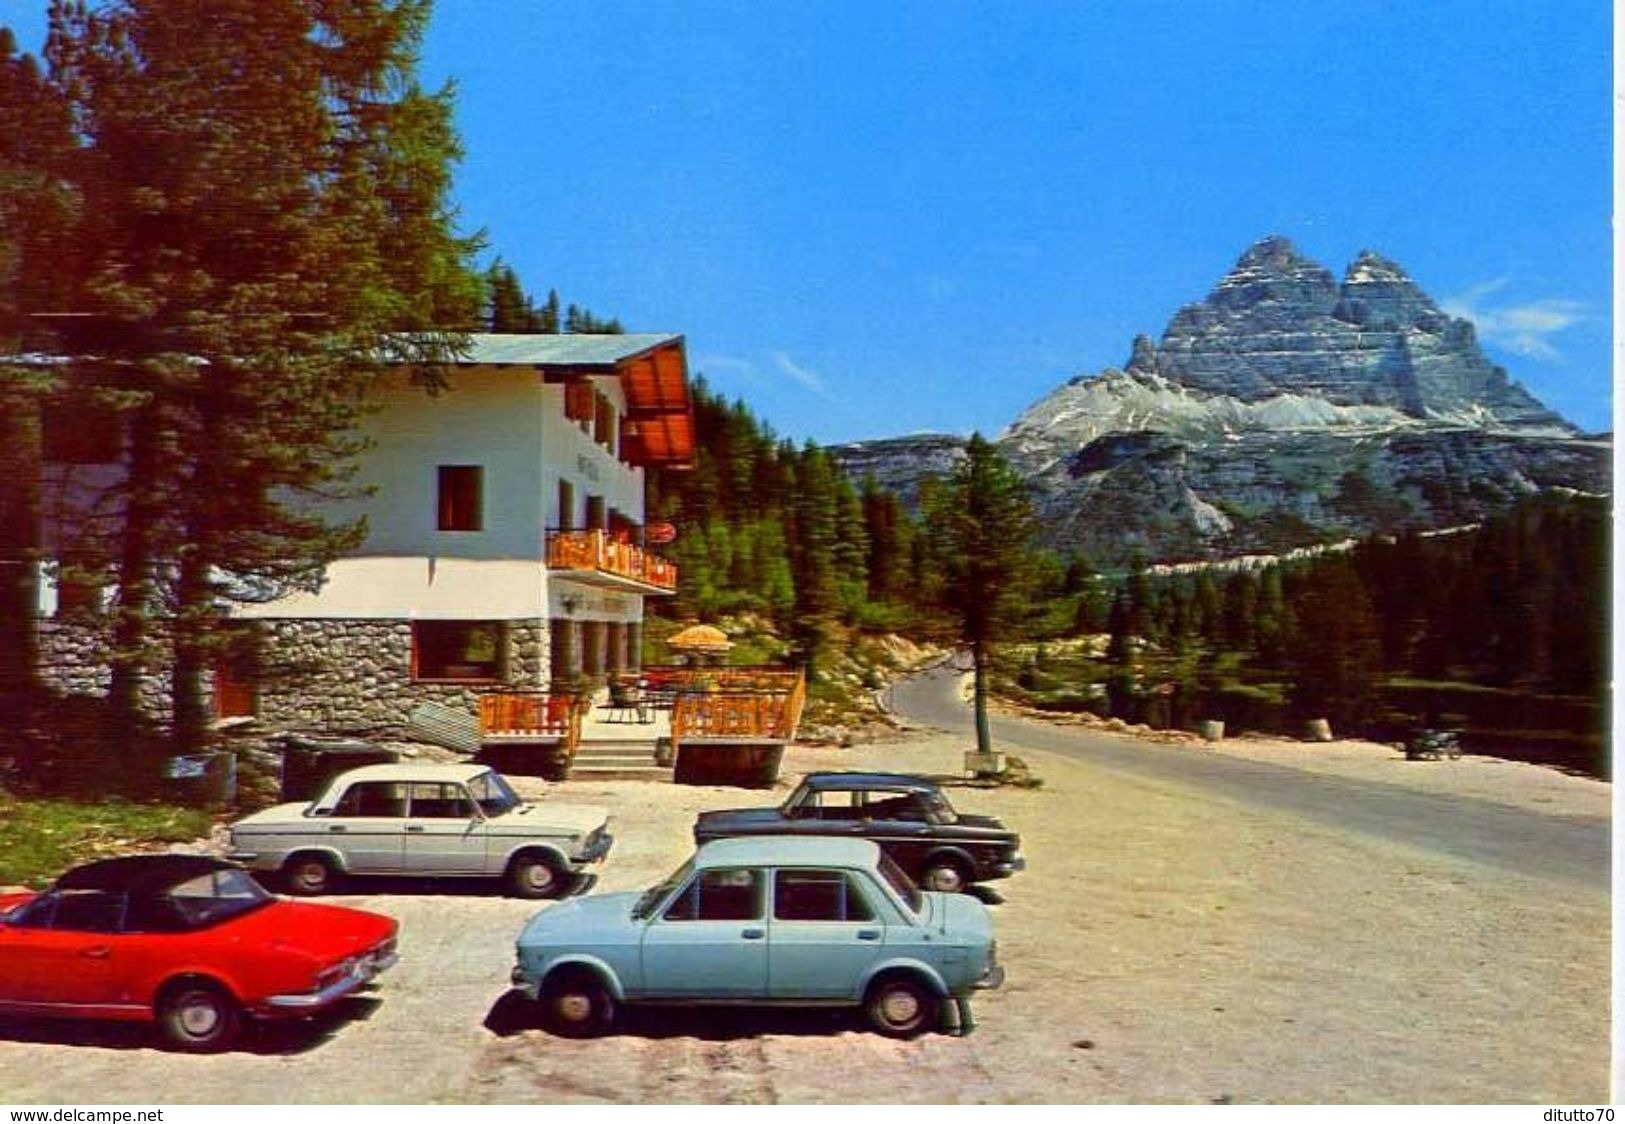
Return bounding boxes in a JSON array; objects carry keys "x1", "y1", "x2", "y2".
[{"x1": 570, "y1": 738, "x2": 669, "y2": 780}]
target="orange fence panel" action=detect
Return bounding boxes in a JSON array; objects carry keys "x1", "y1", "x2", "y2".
[{"x1": 478, "y1": 692, "x2": 583, "y2": 756}]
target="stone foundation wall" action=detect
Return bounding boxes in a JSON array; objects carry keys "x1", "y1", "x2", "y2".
[
  {"x1": 38, "y1": 619, "x2": 174, "y2": 720},
  {"x1": 255, "y1": 618, "x2": 550, "y2": 735},
  {"x1": 32, "y1": 616, "x2": 554, "y2": 739}
]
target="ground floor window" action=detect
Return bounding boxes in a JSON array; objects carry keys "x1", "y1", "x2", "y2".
[{"x1": 413, "y1": 621, "x2": 506, "y2": 681}]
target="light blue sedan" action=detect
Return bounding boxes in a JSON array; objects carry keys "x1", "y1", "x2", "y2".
[{"x1": 510, "y1": 836, "x2": 1003, "y2": 1038}]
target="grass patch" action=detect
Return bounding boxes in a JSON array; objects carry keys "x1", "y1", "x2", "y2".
[{"x1": 0, "y1": 790, "x2": 213, "y2": 889}]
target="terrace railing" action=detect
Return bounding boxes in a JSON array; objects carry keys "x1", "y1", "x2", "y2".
[
  {"x1": 478, "y1": 692, "x2": 584, "y2": 751},
  {"x1": 667, "y1": 667, "x2": 807, "y2": 744},
  {"x1": 546, "y1": 529, "x2": 678, "y2": 592}
]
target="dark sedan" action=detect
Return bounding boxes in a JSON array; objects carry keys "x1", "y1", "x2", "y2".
[{"x1": 693, "y1": 771, "x2": 1024, "y2": 894}]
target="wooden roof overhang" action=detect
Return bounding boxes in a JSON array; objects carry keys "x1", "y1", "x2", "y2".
[
  {"x1": 441, "y1": 333, "x2": 696, "y2": 470},
  {"x1": 613, "y1": 340, "x2": 694, "y2": 469}
]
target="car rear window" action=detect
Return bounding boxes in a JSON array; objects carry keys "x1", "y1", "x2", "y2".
[{"x1": 876, "y1": 852, "x2": 923, "y2": 913}]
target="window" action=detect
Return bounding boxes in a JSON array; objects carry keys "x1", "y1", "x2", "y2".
[
  {"x1": 790, "y1": 789, "x2": 862, "y2": 820},
  {"x1": 149, "y1": 869, "x2": 271, "y2": 929},
  {"x1": 50, "y1": 890, "x2": 125, "y2": 933},
  {"x1": 593, "y1": 392, "x2": 616, "y2": 450},
  {"x1": 773, "y1": 870, "x2": 875, "y2": 923},
  {"x1": 663, "y1": 869, "x2": 762, "y2": 922},
  {"x1": 557, "y1": 479, "x2": 576, "y2": 531},
  {"x1": 406, "y1": 782, "x2": 477, "y2": 819},
  {"x1": 877, "y1": 852, "x2": 923, "y2": 914},
  {"x1": 333, "y1": 781, "x2": 407, "y2": 817},
  {"x1": 564, "y1": 379, "x2": 595, "y2": 428},
  {"x1": 437, "y1": 465, "x2": 483, "y2": 531},
  {"x1": 862, "y1": 792, "x2": 927, "y2": 822},
  {"x1": 413, "y1": 621, "x2": 505, "y2": 681},
  {"x1": 53, "y1": 577, "x2": 101, "y2": 619},
  {"x1": 468, "y1": 770, "x2": 521, "y2": 817}
]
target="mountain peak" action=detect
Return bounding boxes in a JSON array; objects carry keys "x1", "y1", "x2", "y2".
[
  {"x1": 840, "y1": 235, "x2": 1602, "y2": 567},
  {"x1": 1344, "y1": 248, "x2": 1414, "y2": 285},
  {"x1": 1235, "y1": 234, "x2": 1308, "y2": 271},
  {"x1": 1150, "y1": 237, "x2": 1566, "y2": 428},
  {"x1": 1125, "y1": 333, "x2": 1159, "y2": 376}
]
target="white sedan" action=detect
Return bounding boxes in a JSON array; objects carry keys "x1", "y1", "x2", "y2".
[{"x1": 228, "y1": 762, "x2": 613, "y2": 898}]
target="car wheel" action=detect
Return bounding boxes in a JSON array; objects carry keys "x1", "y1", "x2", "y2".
[
  {"x1": 921, "y1": 858, "x2": 969, "y2": 894},
  {"x1": 158, "y1": 981, "x2": 242, "y2": 1053},
  {"x1": 865, "y1": 975, "x2": 937, "y2": 1039},
  {"x1": 540, "y1": 971, "x2": 615, "y2": 1037},
  {"x1": 283, "y1": 854, "x2": 336, "y2": 896},
  {"x1": 507, "y1": 853, "x2": 566, "y2": 899}
]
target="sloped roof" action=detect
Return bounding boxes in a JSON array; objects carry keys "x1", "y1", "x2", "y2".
[
  {"x1": 457, "y1": 333, "x2": 681, "y2": 369},
  {"x1": 451, "y1": 333, "x2": 694, "y2": 468}
]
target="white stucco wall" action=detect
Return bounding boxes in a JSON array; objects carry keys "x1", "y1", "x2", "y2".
[
  {"x1": 231, "y1": 557, "x2": 546, "y2": 620},
  {"x1": 233, "y1": 366, "x2": 651, "y2": 623},
  {"x1": 345, "y1": 368, "x2": 647, "y2": 556}
]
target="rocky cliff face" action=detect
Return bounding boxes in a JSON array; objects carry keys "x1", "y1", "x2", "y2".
[
  {"x1": 1140, "y1": 236, "x2": 1569, "y2": 430},
  {"x1": 826, "y1": 433, "x2": 968, "y2": 509},
  {"x1": 834, "y1": 236, "x2": 1609, "y2": 564}
]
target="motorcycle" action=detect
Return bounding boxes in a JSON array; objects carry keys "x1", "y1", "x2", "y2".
[{"x1": 1405, "y1": 728, "x2": 1463, "y2": 761}]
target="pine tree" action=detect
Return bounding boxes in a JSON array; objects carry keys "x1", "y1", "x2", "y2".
[
  {"x1": 860, "y1": 476, "x2": 909, "y2": 603},
  {"x1": 1284, "y1": 558, "x2": 1380, "y2": 726},
  {"x1": 0, "y1": 27, "x2": 77, "y2": 721},
  {"x1": 486, "y1": 262, "x2": 527, "y2": 331},
  {"x1": 786, "y1": 443, "x2": 839, "y2": 670},
  {"x1": 539, "y1": 289, "x2": 561, "y2": 333},
  {"x1": 923, "y1": 433, "x2": 1039, "y2": 754},
  {"x1": 42, "y1": 0, "x2": 482, "y2": 748}
]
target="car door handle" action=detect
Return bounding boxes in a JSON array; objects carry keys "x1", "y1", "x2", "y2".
[
  {"x1": 406, "y1": 825, "x2": 425, "y2": 833},
  {"x1": 328, "y1": 825, "x2": 347, "y2": 833},
  {"x1": 81, "y1": 946, "x2": 110, "y2": 959},
  {"x1": 741, "y1": 928, "x2": 764, "y2": 940},
  {"x1": 856, "y1": 929, "x2": 881, "y2": 941}
]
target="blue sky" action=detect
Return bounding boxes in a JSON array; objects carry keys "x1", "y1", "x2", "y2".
[{"x1": 5, "y1": 1, "x2": 1612, "y2": 441}]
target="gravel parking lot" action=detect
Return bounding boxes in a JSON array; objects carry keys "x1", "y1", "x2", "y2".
[{"x1": 0, "y1": 729, "x2": 1608, "y2": 1104}]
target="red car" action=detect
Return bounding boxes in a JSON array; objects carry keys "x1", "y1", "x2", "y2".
[{"x1": 0, "y1": 854, "x2": 398, "y2": 1052}]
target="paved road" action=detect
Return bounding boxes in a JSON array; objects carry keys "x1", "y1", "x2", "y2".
[{"x1": 888, "y1": 661, "x2": 1611, "y2": 893}]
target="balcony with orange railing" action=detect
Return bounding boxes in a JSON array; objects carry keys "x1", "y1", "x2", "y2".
[{"x1": 546, "y1": 528, "x2": 679, "y2": 594}]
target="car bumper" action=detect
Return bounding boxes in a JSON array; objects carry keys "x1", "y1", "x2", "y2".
[
  {"x1": 255, "y1": 948, "x2": 399, "y2": 1016},
  {"x1": 971, "y1": 963, "x2": 1006, "y2": 991},
  {"x1": 510, "y1": 965, "x2": 541, "y2": 1000},
  {"x1": 979, "y1": 854, "x2": 1026, "y2": 881}
]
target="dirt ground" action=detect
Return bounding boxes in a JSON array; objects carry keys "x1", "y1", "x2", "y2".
[{"x1": 0, "y1": 727, "x2": 1610, "y2": 1104}]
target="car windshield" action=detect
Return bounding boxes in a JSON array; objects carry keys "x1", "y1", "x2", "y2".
[
  {"x1": 631, "y1": 858, "x2": 695, "y2": 920},
  {"x1": 921, "y1": 790, "x2": 958, "y2": 825},
  {"x1": 469, "y1": 770, "x2": 523, "y2": 816},
  {"x1": 877, "y1": 852, "x2": 923, "y2": 913},
  {"x1": 1, "y1": 893, "x2": 58, "y2": 928}
]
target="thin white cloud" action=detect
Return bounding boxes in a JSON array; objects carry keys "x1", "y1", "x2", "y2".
[
  {"x1": 1443, "y1": 280, "x2": 1585, "y2": 362},
  {"x1": 770, "y1": 351, "x2": 831, "y2": 398}
]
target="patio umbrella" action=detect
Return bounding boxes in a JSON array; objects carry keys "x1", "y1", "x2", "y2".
[{"x1": 665, "y1": 624, "x2": 732, "y2": 653}]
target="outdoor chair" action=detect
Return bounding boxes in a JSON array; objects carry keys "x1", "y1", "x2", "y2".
[{"x1": 602, "y1": 680, "x2": 651, "y2": 724}]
